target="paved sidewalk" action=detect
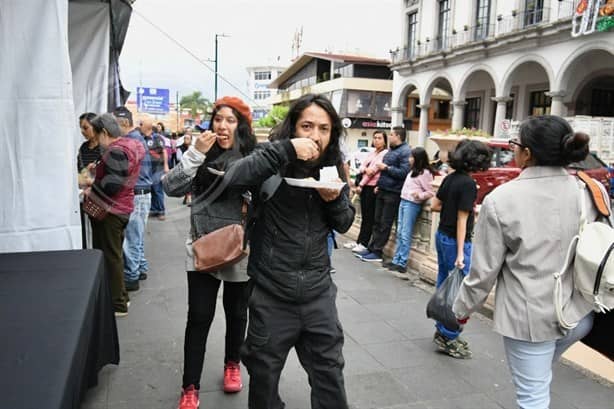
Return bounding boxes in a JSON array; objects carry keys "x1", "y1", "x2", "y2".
[{"x1": 82, "y1": 198, "x2": 614, "y2": 409}]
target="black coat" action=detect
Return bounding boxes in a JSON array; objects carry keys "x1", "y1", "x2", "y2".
[{"x1": 225, "y1": 140, "x2": 356, "y2": 303}]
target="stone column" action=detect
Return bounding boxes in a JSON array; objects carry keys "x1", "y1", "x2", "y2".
[
  {"x1": 417, "y1": 104, "x2": 430, "y2": 147},
  {"x1": 491, "y1": 96, "x2": 513, "y2": 138},
  {"x1": 391, "y1": 106, "x2": 405, "y2": 127},
  {"x1": 546, "y1": 91, "x2": 567, "y2": 117},
  {"x1": 451, "y1": 100, "x2": 466, "y2": 130}
]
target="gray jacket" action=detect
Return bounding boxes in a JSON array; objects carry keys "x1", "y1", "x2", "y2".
[
  {"x1": 453, "y1": 166, "x2": 610, "y2": 342},
  {"x1": 162, "y1": 146, "x2": 248, "y2": 282}
]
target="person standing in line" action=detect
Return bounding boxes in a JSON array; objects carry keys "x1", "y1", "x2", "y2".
[
  {"x1": 141, "y1": 117, "x2": 168, "y2": 220},
  {"x1": 356, "y1": 126, "x2": 411, "y2": 262},
  {"x1": 385, "y1": 147, "x2": 436, "y2": 278},
  {"x1": 429, "y1": 139, "x2": 491, "y2": 358},
  {"x1": 163, "y1": 97, "x2": 256, "y2": 409},
  {"x1": 113, "y1": 106, "x2": 153, "y2": 292},
  {"x1": 86, "y1": 113, "x2": 145, "y2": 317},
  {"x1": 212, "y1": 93, "x2": 355, "y2": 409},
  {"x1": 345, "y1": 131, "x2": 388, "y2": 254},
  {"x1": 77, "y1": 112, "x2": 103, "y2": 172},
  {"x1": 453, "y1": 116, "x2": 609, "y2": 409}
]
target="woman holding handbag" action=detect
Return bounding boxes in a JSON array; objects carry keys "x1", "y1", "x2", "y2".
[
  {"x1": 162, "y1": 96, "x2": 256, "y2": 409},
  {"x1": 453, "y1": 116, "x2": 611, "y2": 409}
]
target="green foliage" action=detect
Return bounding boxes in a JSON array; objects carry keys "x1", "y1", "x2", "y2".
[
  {"x1": 180, "y1": 91, "x2": 212, "y2": 119},
  {"x1": 441, "y1": 127, "x2": 492, "y2": 138},
  {"x1": 256, "y1": 105, "x2": 289, "y2": 127}
]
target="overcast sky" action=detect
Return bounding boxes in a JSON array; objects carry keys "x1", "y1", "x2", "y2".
[{"x1": 119, "y1": 0, "x2": 401, "y2": 106}]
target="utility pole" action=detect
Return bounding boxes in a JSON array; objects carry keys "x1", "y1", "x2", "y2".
[{"x1": 214, "y1": 33, "x2": 229, "y2": 101}]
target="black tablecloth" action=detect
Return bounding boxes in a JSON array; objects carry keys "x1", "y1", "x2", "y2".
[{"x1": 0, "y1": 250, "x2": 119, "y2": 409}]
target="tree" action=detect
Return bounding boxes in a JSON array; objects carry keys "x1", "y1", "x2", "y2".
[
  {"x1": 256, "y1": 104, "x2": 289, "y2": 127},
  {"x1": 180, "y1": 91, "x2": 212, "y2": 120}
]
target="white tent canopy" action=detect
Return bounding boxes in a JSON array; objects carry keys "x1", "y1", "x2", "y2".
[{"x1": 0, "y1": 0, "x2": 133, "y2": 252}]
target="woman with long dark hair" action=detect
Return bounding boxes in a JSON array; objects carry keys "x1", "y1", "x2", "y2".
[
  {"x1": 163, "y1": 97, "x2": 256, "y2": 409},
  {"x1": 77, "y1": 112, "x2": 102, "y2": 172},
  {"x1": 385, "y1": 147, "x2": 437, "y2": 277}
]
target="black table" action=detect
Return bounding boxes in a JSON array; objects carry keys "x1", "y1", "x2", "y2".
[{"x1": 0, "y1": 250, "x2": 119, "y2": 409}]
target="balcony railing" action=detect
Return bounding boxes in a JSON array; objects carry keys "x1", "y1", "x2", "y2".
[{"x1": 391, "y1": 2, "x2": 577, "y2": 65}]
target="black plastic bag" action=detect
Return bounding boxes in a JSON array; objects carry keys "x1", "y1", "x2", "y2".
[{"x1": 426, "y1": 267, "x2": 464, "y2": 331}]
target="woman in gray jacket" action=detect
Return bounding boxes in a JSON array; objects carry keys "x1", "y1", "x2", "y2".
[
  {"x1": 453, "y1": 116, "x2": 610, "y2": 409},
  {"x1": 163, "y1": 97, "x2": 256, "y2": 409}
]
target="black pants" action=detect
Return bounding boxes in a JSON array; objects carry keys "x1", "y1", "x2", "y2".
[
  {"x1": 357, "y1": 185, "x2": 377, "y2": 247},
  {"x1": 90, "y1": 213, "x2": 129, "y2": 312},
  {"x1": 241, "y1": 283, "x2": 348, "y2": 409},
  {"x1": 368, "y1": 189, "x2": 401, "y2": 256},
  {"x1": 183, "y1": 272, "x2": 248, "y2": 389}
]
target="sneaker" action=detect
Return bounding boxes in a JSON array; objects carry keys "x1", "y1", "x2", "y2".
[
  {"x1": 361, "y1": 252, "x2": 383, "y2": 262},
  {"x1": 178, "y1": 385, "x2": 200, "y2": 409},
  {"x1": 114, "y1": 309, "x2": 128, "y2": 318},
  {"x1": 329, "y1": 267, "x2": 337, "y2": 274},
  {"x1": 391, "y1": 266, "x2": 410, "y2": 280},
  {"x1": 223, "y1": 361, "x2": 243, "y2": 393},
  {"x1": 125, "y1": 280, "x2": 140, "y2": 292},
  {"x1": 351, "y1": 243, "x2": 368, "y2": 253},
  {"x1": 138, "y1": 271, "x2": 148, "y2": 280},
  {"x1": 434, "y1": 332, "x2": 472, "y2": 359},
  {"x1": 353, "y1": 248, "x2": 371, "y2": 258},
  {"x1": 343, "y1": 241, "x2": 357, "y2": 249},
  {"x1": 382, "y1": 261, "x2": 396, "y2": 269}
]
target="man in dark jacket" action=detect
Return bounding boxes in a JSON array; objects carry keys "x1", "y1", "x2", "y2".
[
  {"x1": 213, "y1": 94, "x2": 355, "y2": 409},
  {"x1": 357, "y1": 126, "x2": 411, "y2": 262}
]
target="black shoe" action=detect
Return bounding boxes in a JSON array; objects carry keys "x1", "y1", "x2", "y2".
[
  {"x1": 382, "y1": 261, "x2": 396, "y2": 269},
  {"x1": 138, "y1": 272, "x2": 148, "y2": 280},
  {"x1": 125, "y1": 280, "x2": 140, "y2": 291}
]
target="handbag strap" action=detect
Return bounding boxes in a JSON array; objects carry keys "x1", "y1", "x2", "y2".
[{"x1": 577, "y1": 171, "x2": 610, "y2": 218}]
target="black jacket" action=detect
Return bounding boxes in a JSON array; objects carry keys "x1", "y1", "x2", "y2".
[
  {"x1": 225, "y1": 140, "x2": 356, "y2": 303},
  {"x1": 377, "y1": 142, "x2": 411, "y2": 193}
]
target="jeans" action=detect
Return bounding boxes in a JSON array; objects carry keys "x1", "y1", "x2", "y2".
[
  {"x1": 368, "y1": 190, "x2": 401, "y2": 256},
  {"x1": 391, "y1": 200, "x2": 423, "y2": 268},
  {"x1": 327, "y1": 231, "x2": 336, "y2": 258},
  {"x1": 503, "y1": 313, "x2": 594, "y2": 409},
  {"x1": 183, "y1": 272, "x2": 248, "y2": 389},
  {"x1": 150, "y1": 180, "x2": 165, "y2": 215},
  {"x1": 123, "y1": 193, "x2": 151, "y2": 282},
  {"x1": 434, "y1": 230, "x2": 472, "y2": 340}
]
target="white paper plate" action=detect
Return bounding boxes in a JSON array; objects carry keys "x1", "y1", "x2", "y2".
[{"x1": 284, "y1": 178, "x2": 346, "y2": 190}]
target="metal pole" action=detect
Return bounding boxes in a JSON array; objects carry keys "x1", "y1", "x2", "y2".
[
  {"x1": 176, "y1": 91, "x2": 180, "y2": 132},
  {"x1": 214, "y1": 34, "x2": 219, "y2": 101}
]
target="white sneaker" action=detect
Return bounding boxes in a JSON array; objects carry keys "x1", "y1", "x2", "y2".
[
  {"x1": 343, "y1": 242, "x2": 357, "y2": 249},
  {"x1": 352, "y1": 244, "x2": 367, "y2": 253}
]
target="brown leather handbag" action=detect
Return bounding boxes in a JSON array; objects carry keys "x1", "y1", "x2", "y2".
[
  {"x1": 83, "y1": 187, "x2": 111, "y2": 221},
  {"x1": 192, "y1": 223, "x2": 247, "y2": 272}
]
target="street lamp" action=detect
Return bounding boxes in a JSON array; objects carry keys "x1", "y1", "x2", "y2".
[{"x1": 214, "y1": 33, "x2": 230, "y2": 101}]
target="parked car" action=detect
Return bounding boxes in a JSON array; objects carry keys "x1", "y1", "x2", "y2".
[
  {"x1": 471, "y1": 139, "x2": 611, "y2": 204},
  {"x1": 348, "y1": 146, "x2": 375, "y2": 177}
]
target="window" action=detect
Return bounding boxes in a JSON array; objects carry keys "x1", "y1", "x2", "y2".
[
  {"x1": 254, "y1": 71, "x2": 271, "y2": 81},
  {"x1": 435, "y1": 100, "x2": 450, "y2": 119},
  {"x1": 407, "y1": 12, "x2": 418, "y2": 58},
  {"x1": 254, "y1": 90, "x2": 271, "y2": 100},
  {"x1": 591, "y1": 89, "x2": 614, "y2": 116},
  {"x1": 505, "y1": 94, "x2": 515, "y2": 120},
  {"x1": 437, "y1": 0, "x2": 451, "y2": 50},
  {"x1": 524, "y1": 0, "x2": 544, "y2": 26},
  {"x1": 529, "y1": 90, "x2": 551, "y2": 116},
  {"x1": 374, "y1": 93, "x2": 392, "y2": 117},
  {"x1": 475, "y1": 0, "x2": 491, "y2": 40},
  {"x1": 347, "y1": 91, "x2": 373, "y2": 116},
  {"x1": 464, "y1": 97, "x2": 481, "y2": 129},
  {"x1": 334, "y1": 64, "x2": 353, "y2": 78},
  {"x1": 357, "y1": 139, "x2": 369, "y2": 148},
  {"x1": 331, "y1": 90, "x2": 343, "y2": 113}
]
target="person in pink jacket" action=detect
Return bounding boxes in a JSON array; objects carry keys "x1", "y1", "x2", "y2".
[
  {"x1": 347, "y1": 131, "x2": 388, "y2": 254},
  {"x1": 385, "y1": 147, "x2": 436, "y2": 277}
]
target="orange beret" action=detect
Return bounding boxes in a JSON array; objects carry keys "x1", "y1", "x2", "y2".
[{"x1": 214, "y1": 96, "x2": 252, "y2": 127}]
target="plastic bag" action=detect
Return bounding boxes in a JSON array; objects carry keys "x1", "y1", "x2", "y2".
[{"x1": 426, "y1": 267, "x2": 464, "y2": 331}]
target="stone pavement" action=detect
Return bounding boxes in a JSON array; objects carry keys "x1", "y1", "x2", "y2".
[{"x1": 82, "y1": 197, "x2": 614, "y2": 409}]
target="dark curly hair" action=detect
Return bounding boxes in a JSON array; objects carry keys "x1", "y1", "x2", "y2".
[
  {"x1": 206, "y1": 102, "x2": 257, "y2": 157},
  {"x1": 269, "y1": 93, "x2": 345, "y2": 168},
  {"x1": 449, "y1": 139, "x2": 492, "y2": 172},
  {"x1": 519, "y1": 115, "x2": 589, "y2": 166}
]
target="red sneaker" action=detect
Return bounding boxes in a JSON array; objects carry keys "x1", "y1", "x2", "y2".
[
  {"x1": 178, "y1": 385, "x2": 199, "y2": 409},
  {"x1": 223, "y1": 361, "x2": 243, "y2": 393}
]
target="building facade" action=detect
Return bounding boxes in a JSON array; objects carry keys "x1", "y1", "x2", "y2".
[
  {"x1": 390, "y1": 0, "x2": 614, "y2": 157},
  {"x1": 246, "y1": 65, "x2": 286, "y2": 120}
]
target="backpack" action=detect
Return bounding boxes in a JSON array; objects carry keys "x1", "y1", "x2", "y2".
[{"x1": 554, "y1": 171, "x2": 614, "y2": 330}]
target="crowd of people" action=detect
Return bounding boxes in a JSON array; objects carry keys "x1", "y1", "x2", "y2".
[{"x1": 76, "y1": 95, "x2": 610, "y2": 409}]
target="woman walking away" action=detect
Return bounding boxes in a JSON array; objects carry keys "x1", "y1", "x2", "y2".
[
  {"x1": 430, "y1": 139, "x2": 491, "y2": 359},
  {"x1": 348, "y1": 131, "x2": 388, "y2": 254},
  {"x1": 163, "y1": 97, "x2": 256, "y2": 409},
  {"x1": 453, "y1": 116, "x2": 611, "y2": 409},
  {"x1": 385, "y1": 147, "x2": 436, "y2": 278}
]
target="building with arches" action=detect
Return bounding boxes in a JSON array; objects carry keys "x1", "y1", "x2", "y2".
[{"x1": 390, "y1": 0, "x2": 614, "y2": 157}]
